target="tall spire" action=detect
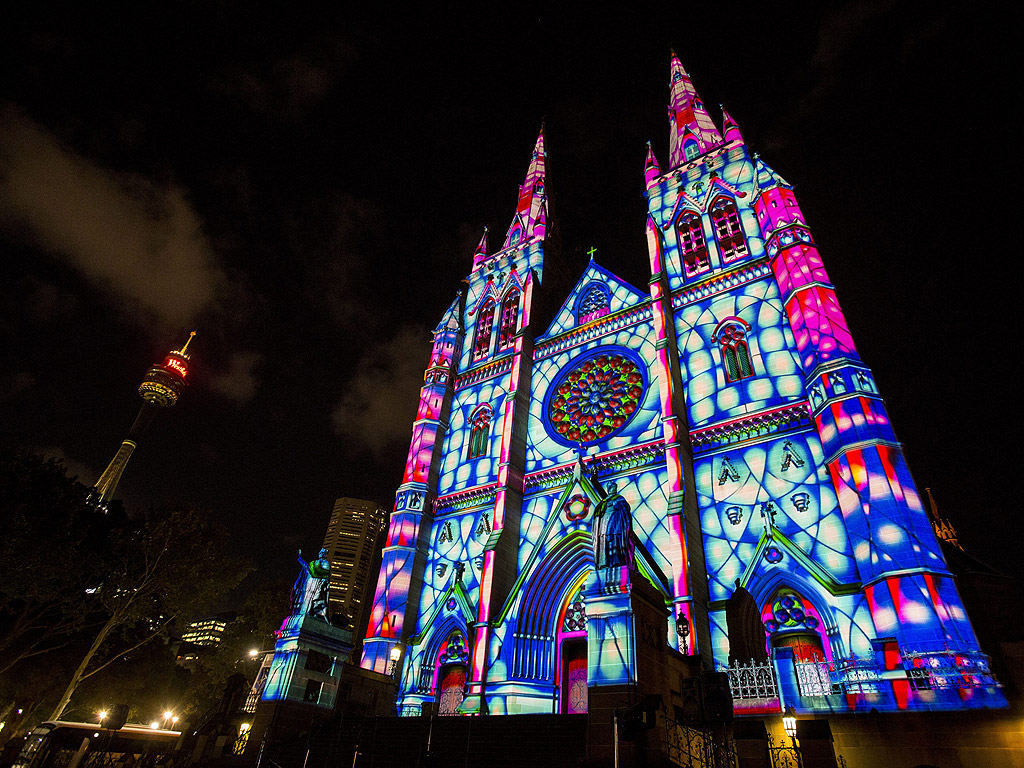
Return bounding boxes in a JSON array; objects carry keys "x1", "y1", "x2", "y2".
[
  {"x1": 471, "y1": 227, "x2": 490, "y2": 272},
  {"x1": 644, "y1": 141, "x2": 662, "y2": 189},
  {"x1": 667, "y1": 51, "x2": 722, "y2": 169},
  {"x1": 721, "y1": 107, "x2": 744, "y2": 145},
  {"x1": 502, "y1": 126, "x2": 547, "y2": 249}
]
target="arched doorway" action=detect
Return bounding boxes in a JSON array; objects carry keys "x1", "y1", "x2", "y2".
[
  {"x1": 435, "y1": 630, "x2": 469, "y2": 716},
  {"x1": 557, "y1": 583, "x2": 588, "y2": 714},
  {"x1": 761, "y1": 588, "x2": 831, "y2": 662}
]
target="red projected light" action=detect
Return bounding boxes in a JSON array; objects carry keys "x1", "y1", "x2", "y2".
[{"x1": 165, "y1": 357, "x2": 188, "y2": 377}]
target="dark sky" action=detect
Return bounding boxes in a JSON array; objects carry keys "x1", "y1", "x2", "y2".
[{"x1": 2, "y1": 5, "x2": 1018, "y2": 590}]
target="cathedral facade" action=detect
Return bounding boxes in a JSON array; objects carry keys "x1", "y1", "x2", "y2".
[{"x1": 359, "y1": 55, "x2": 1000, "y2": 717}]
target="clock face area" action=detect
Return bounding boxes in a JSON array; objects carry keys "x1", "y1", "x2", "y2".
[{"x1": 544, "y1": 350, "x2": 646, "y2": 447}]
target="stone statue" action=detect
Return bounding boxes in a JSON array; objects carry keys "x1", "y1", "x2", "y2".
[
  {"x1": 592, "y1": 482, "x2": 635, "y2": 570},
  {"x1": 291, "y1": 548, "x2": 331, "y2": 621}
]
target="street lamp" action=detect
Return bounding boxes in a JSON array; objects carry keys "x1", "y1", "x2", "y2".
[
  {"x1": 675, "y1": 613, "x2": 690, "y2": 655},
  {"x1": 782, "y1": 706, "x2": 797, "y2": 745},
  {"x1": 97, "y1": 711, "x2": 107, "y2": 724},
  {"x1": 388, "y1": 644, "x2": 403, "y2": 679}
]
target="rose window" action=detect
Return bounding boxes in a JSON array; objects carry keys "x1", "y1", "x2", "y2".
[{"x1": 548, "y1": 354, "x2": 644, "y2": 443}]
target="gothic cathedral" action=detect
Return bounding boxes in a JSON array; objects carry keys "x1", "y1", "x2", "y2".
[{"x1": 359, "y1": 54, "x2": 1001, "y2": 717}]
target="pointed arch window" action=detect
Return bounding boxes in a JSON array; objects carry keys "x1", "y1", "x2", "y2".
[
  {"x1": 497, "y1": 289, "x2": 520, "y2": 350},
  {"x1": 711, "y1": 196, "x2": 748, "y2": 263},
  {"x1": 676, "y1": 211, "x2": 710, "y2": 278},
  {"x1": 558, "y1": 584, "x2": 588, "y2": 714},
  {"x1": 576, "y1": 283, "x2": 610, "y2": 324},
  {"x1": 473, "y1": 298, "x2": 496, "y2": 360},
  {"x1": 684, "y1": 140, "x2": 700, "y2": 160},
  {"x1": 715, "y1": 320, "x2": 754, "y2": 383},
  {"x1": 468, "y1": 404, "x2": 492, "y2": 460}
]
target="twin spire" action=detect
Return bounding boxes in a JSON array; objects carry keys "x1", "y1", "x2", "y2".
[{"x1": 472, "y1": 54, "x2": 738, "y2": 266}]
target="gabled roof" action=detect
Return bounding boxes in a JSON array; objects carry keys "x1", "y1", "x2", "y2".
[{"x1": 536, "y1": 259, "x2": 647, "y2": 342}]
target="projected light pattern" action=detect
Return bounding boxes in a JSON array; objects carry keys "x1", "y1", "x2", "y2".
[
  {"x1": 547, "y1": 353, "x2": 644, "y2": 444},
  {"x1": 359, "y1": 54, "x2": 1001, "y2": 717}
]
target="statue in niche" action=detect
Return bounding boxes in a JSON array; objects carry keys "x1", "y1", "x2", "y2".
[
  {"x1": 592, "y1": 482, "x2": 635, "y2": 571},
  {"x1": 290, "y1": 548, "x2": 331, "y2": 621},
  {"x1": 726, "y1": 579, "x2": 768, "y2": 664}
]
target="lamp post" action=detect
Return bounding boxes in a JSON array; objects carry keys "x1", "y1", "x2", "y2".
[
  {"x1": 675, "y1": 613, "x2": 691, "y2": 656},
  {"x1": 388, "y1": 644, "x2": 403, "y2": 680},
  {"x1": 782, "y1": 706, "x2": 797, "y2": 745}
]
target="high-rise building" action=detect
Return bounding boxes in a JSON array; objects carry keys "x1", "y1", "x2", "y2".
[
  {"x1": 320, "y1": 497, "x2": 387, "y2": 631},
  {"x1": 94, "y1": 332, "x2": 195, "y2": 501},
  {"x1": 359, "y1": 53, "x2": 1003, "y2": 719}
]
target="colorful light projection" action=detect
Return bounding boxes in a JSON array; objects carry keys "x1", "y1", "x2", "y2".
[
  {"x1": 360, "y1": 53, "x2": 1002, "y2": 717},
  {"x1": 546, "y1": 353, "x2": 645, "y2": 444}
]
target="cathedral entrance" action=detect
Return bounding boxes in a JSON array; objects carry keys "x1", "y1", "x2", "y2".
[
  {"x1": 437, "y1": 664, "x2": 467, "y2": 715},
  {"x1": 762, "y1": 588, "x2": 831, "y2": 662},
  {"x1": 560, "y1": 638, "x2": 588, "y2": 714},
  {"x1": 558, "y1": 583, "x2": 588, "y2": 714}
]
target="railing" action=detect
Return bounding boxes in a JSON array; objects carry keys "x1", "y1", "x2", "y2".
[
  {"x1": 719, "y1": 648, "x2": 998, "y2": 708},
  {"x1": 662, "y1": 714, "x2": 737, "y2": 768},
  {"x1": 902, "y1": 649, "x2": 998, "y2": 690},
  {"x1": 723, "y1": 659, "x2": 777, "y2": 700}
]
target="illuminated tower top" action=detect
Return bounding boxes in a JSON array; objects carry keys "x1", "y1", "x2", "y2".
[
  {"x1": 667, "y1": 50, "x2": 723, "y2": 169},
  {"x1": 138, "y1": 330, "x2": 194, "y2": 407},
  {"x1": 93, "y1": 331, "x2": 196, "y2": 502}
]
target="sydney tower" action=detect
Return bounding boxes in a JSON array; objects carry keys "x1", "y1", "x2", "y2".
[{"x1": 93, "y1": 332, "x2": 195, "y2": 502}]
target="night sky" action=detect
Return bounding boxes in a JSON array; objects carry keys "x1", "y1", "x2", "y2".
[{"x1": 2, "y1": 5, "x2": 1017, "y2": 592}]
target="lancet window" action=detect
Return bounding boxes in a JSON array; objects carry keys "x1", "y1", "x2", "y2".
[
  {"x1": 711, "y1": 196, "x2": 748, "y2": 263},
  {"x1": 468, "y1": 404, "x2": 492, "y2": 459},
  {"x1": 717, "y1": 321, "x2": 754, "y2": 382},
  {"x1": 677, "y1": 211, "x2": 710, "y2": 277},
  {"x1": 497, "y1": 290, "x2": 520, "y2": 350},
  {"x1": 577, "y1": 283, "x2": 610, "y2": 324},
  {"x1": 473, "y1": 298, "x2": 496, "y2": 360}
]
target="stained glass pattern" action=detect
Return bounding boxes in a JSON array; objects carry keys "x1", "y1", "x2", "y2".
[{"x1": 547, "y1": 354, "x2": 644, "y2": 444}]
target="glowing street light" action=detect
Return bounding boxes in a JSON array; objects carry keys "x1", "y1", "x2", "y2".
[
  {"x1": 98, "y1": 711, "x2": 108, "y2": 723},
  {"x1": 782, "y1": 706, "x2": 797, "y2": 744},
  {"x1": 150, "y1": 721, "x2": 160, "y2": 730},
  {"x1": 388, "y1": 644, "x2": 403, "y2": 679}
]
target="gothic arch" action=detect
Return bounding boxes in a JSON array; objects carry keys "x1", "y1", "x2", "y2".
[
  {"x1": 418, "y1": 612, "x2": 470, "y2": 696},
  {"x1": 510, "y1": 531, "x2": 592, "y2": 681},
  {"x1": 574, "y1": 282, "x2": 611, "y2": 324},
  {"x1": 744, "y1": 569, "x2": 844, "y2": 662}
]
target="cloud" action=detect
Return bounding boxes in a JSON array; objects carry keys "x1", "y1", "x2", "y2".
[
  {"x1": 0, "y1": 106, "x2": 226, "y2": 330},
  {"x1": 331, "y1": 326, "x2": 428, "y2": 457},
  {"x1": 206, "y1": 350, "x2": 264, "y2": 404}
]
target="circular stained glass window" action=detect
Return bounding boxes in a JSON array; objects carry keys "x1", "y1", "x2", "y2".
[{"x1": 547, "y1": 352, "x2": 645, "y2": 444}]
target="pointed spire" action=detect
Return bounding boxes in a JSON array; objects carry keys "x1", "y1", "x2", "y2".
[
  {"x1": 502, "y1": 126, "x2": 548, "y2": 250},
  {"x1": 434, "y1": 291, "x2": 463, "y2": 333},
  {"x1": 470, "y1": 226, "x2": 491, "y2": 272},
  {"x1": 644, "y1": 141, "x2": 662, "y2": 189},
  {"x1": 753, "y1": 154, "x2": 792, "y2": 192},
  {"x1": 924, "y1": 487, "x2": 961, "y2": 549},
  {"x1": 721, "y1": 107, "x2": 744, "y2": 145},
  {"x1": 667, "y1": 51, "x2": 723, "y2": 169}
]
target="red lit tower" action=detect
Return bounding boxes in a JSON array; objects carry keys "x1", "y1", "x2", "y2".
[{"x1": 93, "y1": 331, "x2": 195, "y2": 502}]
